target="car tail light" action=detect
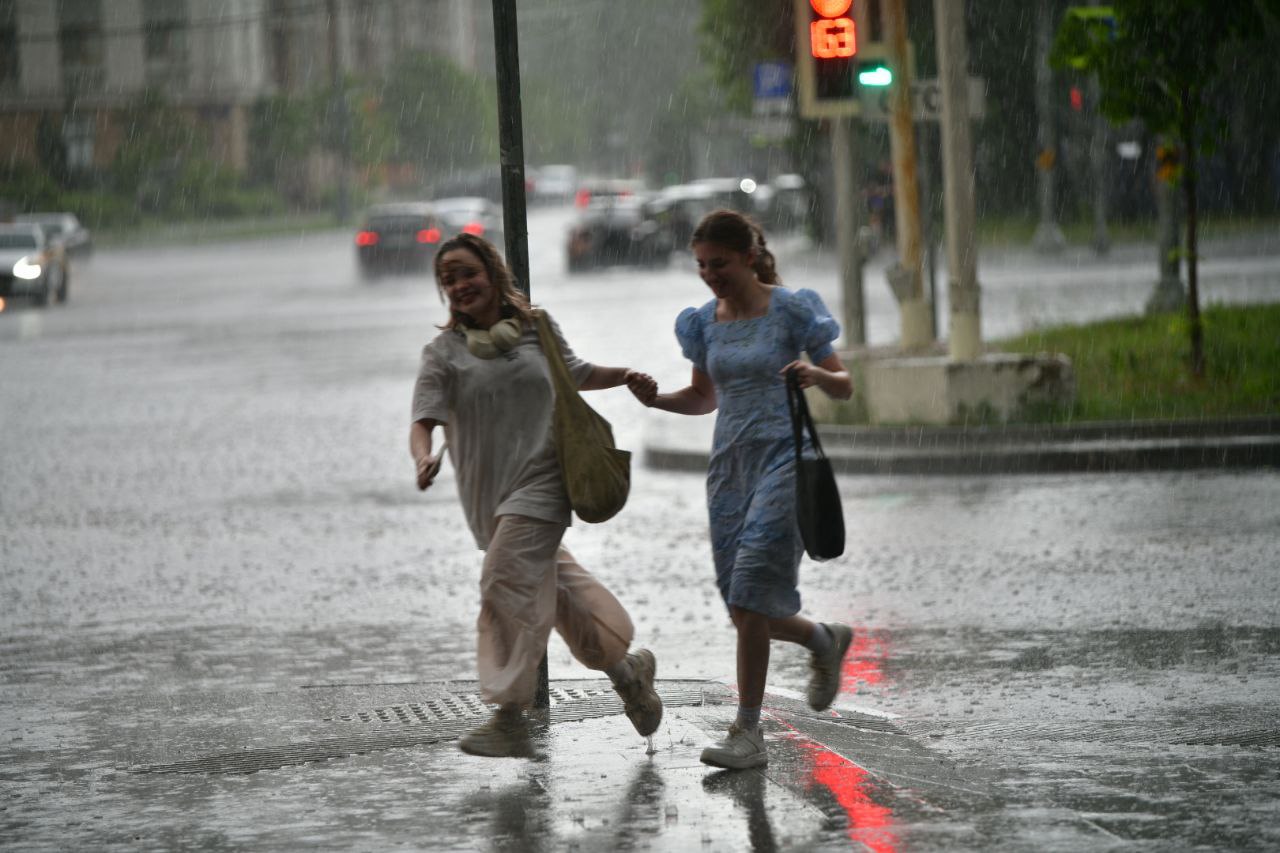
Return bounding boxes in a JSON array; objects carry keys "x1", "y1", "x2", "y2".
[
  {"x1": 355, "y1": 230, "x2": 379, "y2": 247},
  {"x1": 575, "y1": 189, "x2": 591, "y2": 208},
  {"x1": 461, "y1": 222, "x2": 485, "y2": 236},
  {"x1": 417, "y1": 227, "x2": 442, "y2": 244}
]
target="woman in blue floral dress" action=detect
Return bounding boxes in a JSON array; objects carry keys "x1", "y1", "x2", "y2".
[{"x1": 628, "y1": 210, "x2": 856, "y2": 770}]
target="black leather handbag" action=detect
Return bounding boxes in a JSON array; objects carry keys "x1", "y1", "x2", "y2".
[{"x1": 786, "y1": 371, "x2": 845, "y2": 561}]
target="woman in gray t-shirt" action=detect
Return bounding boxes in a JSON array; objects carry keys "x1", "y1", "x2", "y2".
[{"x1": 410, "y1": 233, "x2": 661, "y2": 758}]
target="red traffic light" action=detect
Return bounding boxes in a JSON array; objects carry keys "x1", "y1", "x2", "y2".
[{"x1": 810, "y1": 0, "x2": 852, "y2": 15}]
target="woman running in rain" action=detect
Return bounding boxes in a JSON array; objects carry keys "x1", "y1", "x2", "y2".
[
  {"x1": 411, "y1": 232, "x2": 662, "y2": 758},
  {"x1": 626, "y1": 209, "x2": 854, "y2": 770}
]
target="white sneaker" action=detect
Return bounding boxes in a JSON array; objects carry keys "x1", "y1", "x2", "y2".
[{"x1": 699, "y1": 723, "x2": 767, "y2": 770}]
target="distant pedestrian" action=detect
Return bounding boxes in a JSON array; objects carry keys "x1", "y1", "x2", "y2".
[
  {"x1": 411, "y1": 233, "x2": 662, "y2": 758},
  {"x1": 626, "y1": 210, "x2": 854, "y2": 770}
]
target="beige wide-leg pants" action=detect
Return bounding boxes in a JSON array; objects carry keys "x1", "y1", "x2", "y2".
[{"x1": 477, "y1": 514, "x2": 635, "y2": 707}]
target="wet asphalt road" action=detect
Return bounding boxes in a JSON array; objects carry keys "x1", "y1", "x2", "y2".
[{"x1": 2, "y1": 208, "x2": 1279, "y2": 850}]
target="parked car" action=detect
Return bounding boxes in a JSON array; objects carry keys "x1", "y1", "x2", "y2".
[
  {"x1": 655, "y1": 183, "x2": 720, "y2": 247},
  {"x1": 530, "y1": 164, "x2": 578, "y2": 204},
  {"x1": 573, "y1": 178, "x2": 647, "y2": 209},
  {"x1": 754, "y1": 174, "x2": 811, "y2": 233},
  {"x1": 15, "y1": 212, "x2": 93, "y2": 259},
  {"x1": 354, "y1": 202, "x2": 442, "y2": 279},
  {"x1": 0, "y1": 223, "x2": 69, "y2": 306},
  {"x1": 432, "y1": 196, "x2": 504, "y2": 249},
  {"x1": 565, "y1": 195, "x2": 675, "y2": 273}
]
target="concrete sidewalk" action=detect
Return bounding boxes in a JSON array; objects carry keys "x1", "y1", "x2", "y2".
[{"x1": 643, "y1": 413, "x2": 1280, "y2": 475}]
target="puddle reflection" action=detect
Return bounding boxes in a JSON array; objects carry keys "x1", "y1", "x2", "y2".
[
  {"x1": 841, "y1": 630, "x2": 890, "y2": 697},
  {"x1": 462, "y1": 770, "x2": 553, "y2": 852},
  {"x1": 780, "y1": 725, "x2": 899, "y2": 853},
  {"x1": 702, "y1": 769, "x2": 778, "y2": 852}
]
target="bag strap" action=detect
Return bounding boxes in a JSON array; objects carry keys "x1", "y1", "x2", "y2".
[
  {"x1": 533, "y1": 309, "x2": 576, "y2": 395},
  {"x1": 786, "y1": 370, "x2": 827, "y2": 462}
]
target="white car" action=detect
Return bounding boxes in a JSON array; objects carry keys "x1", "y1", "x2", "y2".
[
  {"x1": 15, "y1": 212, "x2": 92, "y2": 259},
  {"x1": 531, "y1": 164, "x2": 578, "y2": 203},
  {"x1": 0, "y1": 224, "x2": 69, "y2": 306}
]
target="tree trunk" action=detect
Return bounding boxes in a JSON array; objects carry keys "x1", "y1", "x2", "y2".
[{"x1": 1181, "y1": 87, "x2": 1204, "y2": 378}]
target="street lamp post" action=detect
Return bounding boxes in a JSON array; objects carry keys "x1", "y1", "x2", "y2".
[{"x1": 490, "y1": 0, "x2": 548, "y2": 711}]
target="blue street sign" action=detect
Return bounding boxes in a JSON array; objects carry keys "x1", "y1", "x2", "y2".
[{"x1": 753, "y1": 61, "x2": 793, "y2": 100}]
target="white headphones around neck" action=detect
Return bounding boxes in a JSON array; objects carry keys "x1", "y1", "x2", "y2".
[{"x1": 463, "y1": 317, "x2": 523, "y2": 359}]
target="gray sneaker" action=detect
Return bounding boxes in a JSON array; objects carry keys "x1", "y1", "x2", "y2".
[
  {"x1": 700, "y1": 723, "x2": 767, "y2": 770},
  {"x1": 611, "y1": 649, "x2": 663, "y2": 736},
  {"x1": 459, "y1": 707, "x2": 533, "y2": 758},
  {"x1": 807, "y1": 623, "x2": 854, "y2": 711}
]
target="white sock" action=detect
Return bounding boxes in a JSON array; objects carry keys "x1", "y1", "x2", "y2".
[{"x1": 735, "y1": 705, "x2": 762, "y2": 730}]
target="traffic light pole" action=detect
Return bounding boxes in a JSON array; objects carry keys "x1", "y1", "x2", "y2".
[
  {"x1": 491, "y1": 0, "x2": 549, "y2": 712},
  {"x1": 831, "y1": 117, "x2": 866, "y2": 347},
  {"x1": 882, "y1": 0, "x2": 932, "y2": 351},
  {"x1": 933, "y1": 0, "x2": 981, "y2": 360}
]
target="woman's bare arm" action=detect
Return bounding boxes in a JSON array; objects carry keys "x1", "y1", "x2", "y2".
[
  {"x1": 410, "y1": 418, "x2": 444, "y2": 490},
  {"x1": 646, "y1": 368, "x2": 718, "y2": 416}
]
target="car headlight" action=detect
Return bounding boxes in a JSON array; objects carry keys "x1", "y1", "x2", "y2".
[{"x1": 13, "y1": 256, "x2": 43, "y2": 280}]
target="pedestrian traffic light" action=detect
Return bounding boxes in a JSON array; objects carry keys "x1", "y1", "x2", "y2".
[
  {"x1": 795, "y1": 0, "x2": 867, "y2": 118},
  {"x1": 856, "y1": 60, "x2": 893, "y2": 87}
]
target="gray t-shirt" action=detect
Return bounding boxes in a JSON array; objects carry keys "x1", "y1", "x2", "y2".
[{"x1": 411, "y1": 314, "x2": 594, "y2": 549}]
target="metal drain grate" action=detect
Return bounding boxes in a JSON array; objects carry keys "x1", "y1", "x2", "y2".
[
  {"x1": 326, "y1": 687, "x2": 613, "y2": 725},
  {"x1": 131, "y1": 683, "x2": 710, "y2": 775}
]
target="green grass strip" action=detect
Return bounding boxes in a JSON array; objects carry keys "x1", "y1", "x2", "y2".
[{"x1": 998, "y1": 303, "x2": 1280, "y2": 422}]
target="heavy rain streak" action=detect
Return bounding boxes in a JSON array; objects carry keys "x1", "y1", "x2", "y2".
[{"x1": 1, "y1": 1, "x2": 1278, "y2": 850}]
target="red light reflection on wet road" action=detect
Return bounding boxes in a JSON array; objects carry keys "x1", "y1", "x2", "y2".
[
  {"x1": 780, "y1": 724, "x2": 898, "y2": 852},
  {"x1": 841, "y1": 629, "x2": 889, "y2": 696}
]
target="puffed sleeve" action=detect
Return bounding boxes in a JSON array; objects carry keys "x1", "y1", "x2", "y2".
[
  {"x1": 543, "y1": 312, "x2": 595, "y2": 387},
  {"x1": 784, "y1": 288, "x2": 841, "y2": 363},
  {"x1": 411, "y1": 342, "x2": 451, "y2": 424},
  {"x1": 675, "y1": 306, "x2": 708, "y2": 373}
]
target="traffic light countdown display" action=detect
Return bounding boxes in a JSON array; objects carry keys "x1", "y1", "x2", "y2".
[
  {"x1": 795, "y1": 0, "x2": 891, "y2": 118},
  {"x1": 809, "y1": 0, "x2": 857, "y2": 100}
]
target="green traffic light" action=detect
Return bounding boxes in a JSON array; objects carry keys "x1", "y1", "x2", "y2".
[{"x1": 857, "y1": 64, "x2": 893, "y2": 87}]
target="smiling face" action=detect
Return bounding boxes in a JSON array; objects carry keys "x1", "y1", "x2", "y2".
[
  {"x1": 438, "y1": 247, "x2": 501, "y2": 327},
  {"x1": 693, "y1": 241, "x2": 757, "y2": 300}
]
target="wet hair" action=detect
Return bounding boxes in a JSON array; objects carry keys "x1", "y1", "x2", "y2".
[
  {"x1": 690, "y1": 209, "x2": 781, "y2": 285},
  {"x1": 433, "y1": 232, "x2": 533, "y2": 330}
]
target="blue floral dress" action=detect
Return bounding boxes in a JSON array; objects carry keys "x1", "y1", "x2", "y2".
[{"x1": 675, "y1": 287, "x2": 840, "y2": 618}]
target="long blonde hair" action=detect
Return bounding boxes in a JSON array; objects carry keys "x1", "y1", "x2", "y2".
[{"x1": 433, "y1": 232, "x2": 534, "y2": 330}]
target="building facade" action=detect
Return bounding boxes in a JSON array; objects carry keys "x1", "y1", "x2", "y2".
[{"x1": 0, "y1": 0, "x2": 484, "y2": 177}]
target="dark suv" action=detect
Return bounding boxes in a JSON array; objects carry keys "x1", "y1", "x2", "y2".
[{"x1": 354, "y1": 203, "x2": 443, "y2": 279}]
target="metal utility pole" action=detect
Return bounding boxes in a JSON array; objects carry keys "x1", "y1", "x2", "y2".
[
  {"x1": 934, "y1": 0, "x2": 981, "y2": 360},
  {"x1": 831, "y1": 118, "x2": 866, "y2": 347},
  {"x1": 1088, "y1": 73, "x2": 1111, "y2": 255},
  {"x1": 492, "y1": 0, "x2": 531, "y2": 295},
  {"x1": 1147, "y1": 141, "x2": 1185, "y2": 314},
  {"x1": 490, "y1": 0, "x2": 545, "y2": 710},
  {"x1": 882, "y1": 0, "x2": 931, "y2": 350},
  {"x1": 325, "y1": 0, "x2": 350, "y2": 224},
  {"x1": 1032, "y1": 0, "x2": 1066, "y2": 253},
  {"x1": 1087, "y1": 0, "x2": 1110, "y2": 256}
]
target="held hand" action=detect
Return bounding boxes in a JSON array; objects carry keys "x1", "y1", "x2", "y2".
[
  {"x1": 415, "y1": 452, "x2": 444, "y2": 491},
  {"x1": 625, "y1": 369, "x2": 658, "y2": 406},
  {"x1": 781, "y1": 360, "x2": 822, "y2": 390}
]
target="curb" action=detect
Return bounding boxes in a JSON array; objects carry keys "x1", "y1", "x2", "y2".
[{"x1": 644, "y1": 416, "x2": 1280, "y2": 476}]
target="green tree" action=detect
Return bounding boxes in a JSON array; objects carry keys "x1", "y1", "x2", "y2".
[
  {"x1": 378, "y1": 51, "x2": 497, "y2": 177},
  {"x1": 698, "y1": 0, "x2": 793, "y2": 112},
  {"x1": 1052, "y1": 0, "x2": 1280, "y2": 377}
]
